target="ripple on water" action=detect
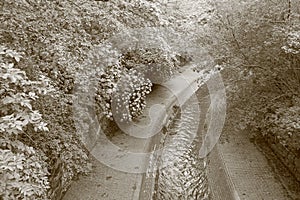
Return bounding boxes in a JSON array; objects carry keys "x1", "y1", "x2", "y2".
[{"x1": 154, "y1": 97, "x2": 210, "y2": 200}]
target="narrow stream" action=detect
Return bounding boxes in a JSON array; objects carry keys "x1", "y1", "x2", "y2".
[
  {"x1": 144, "y1": 1, "x2": 213, "y2": 198},
  {"x1": 153, "y1": 96, "x2": 210, "y2": 200}
]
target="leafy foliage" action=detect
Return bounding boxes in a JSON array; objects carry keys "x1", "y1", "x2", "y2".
[
  {"x1": 120, "y1": 48, "x2": 188, "y2": 83},
  {"x1": 263, "y1": 106, "x2": 300, "y2": 151},
  {"x1": 0, "y1": 0, "x2": 189, "y2": 198},
  {"x1": 0, "y1": 47, "x2": 51, "y2": 200},
  {"x1": 0, "y1": 46, "x2": 53, "y2": 135},
  {"x1": 31, "y1": 94, "x2": 91, "y2": 191},
  {"x1": 0, "y1": 46, "x2": 91, "y2": 199},
  {"x1": 203, "y1": 0, "x2": 300, "y2": 149},
  {"x1": 0, "y1": 0, "x2": 225, "y2": 198},
  {"x1": 94, "y1": 47, "x2": 191, "y2": 121},
  {"x1": 0, "y1": 139, "x2": 49, "y2": 200},
  {"x1": 0, "y1": 0, "x2": 170, "y2": 93},
  {"x1": 95, "y1": 63, "x2": 152, "y2": 121}
]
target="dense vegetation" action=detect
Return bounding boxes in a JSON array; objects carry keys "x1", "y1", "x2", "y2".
[
  {"x1": 0, "y1": 0, "x2": 299, "y2": 199},
  {"x1": 0, "y1": 0, "x2": 175, "y2": 199},
  {"x1": 0, "y1": 0, "x2": 199, "y2": 199},
  {"x1": 203, "y1": 0, "x2": 299, "y2": 163}
]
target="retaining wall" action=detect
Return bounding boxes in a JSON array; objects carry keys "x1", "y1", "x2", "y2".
[{"x1": 264, "y1": 133, "x2": 300, "y2": 182}]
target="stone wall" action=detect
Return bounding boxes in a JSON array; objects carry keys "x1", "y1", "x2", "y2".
[
  {"x1": 48, "y1": 157, "x2": 65, "y2": 200},
  {"x1": 264, "y1": 133, "x2": 300, "y2": 182}
]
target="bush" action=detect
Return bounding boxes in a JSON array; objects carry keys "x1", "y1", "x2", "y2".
[
  {"x1": 95, "y1": 58, "x2": 153, "y2": 121},
  {"x1": 0, "y1": 46, "x2": 91, "y2": 199},
  {"x1": 120, "y1": 48, "x2": 183, "y2": 83},
  {"x1": 31, "y1": 94, "x2": 91, "y2": 192},
  {"x1": 203, "y1": 0, "x2": 300, "y2": 128},
  {"x1": 0, "y1": 139, "x2": 49, "y2": 200},
  {"x1": 0, "y1": 46, "x2": 52, "y2": 199},
  {"x1": 262, "y1": 105, "x2": 300, "y2": 151},
  {"x1": 0, "y1": 0, "x2": 199, "y2": 198}
]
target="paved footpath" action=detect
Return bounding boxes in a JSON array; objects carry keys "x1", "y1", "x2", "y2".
[
  {"x1": 208, "y1": 125, "x2": 300, "y2": 200},
  {"x1": 190, "y1": 82, "x2": 299, "y2": 200}
]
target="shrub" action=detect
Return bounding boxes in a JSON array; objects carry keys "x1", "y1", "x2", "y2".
[
  {"x1": 95, "y1": 61, "x2": 152, "y2": 121},
  {"x1": 262, "y1": 105, "x2": 300, "y2": 151},
  {"x1": 120, "y1": 48, "x2": 182, "y2": 84},
  {"x1": 0, "y1": 46, "x2": 52, "y2": 199},
  {"x1": 0, "y1": 46, "x2": 91, "y2": 199},
  {"x1": 0, "y1": 139, "x2": 49, "y2": 200},
  {"x1": 31, "y1": 94, "x2": 91, "y2": 193},
  {"x1": 114, "y1": 68, "x2": 152, "y2": 121},
  {"x1": 94, "y1": 46, "x2": 191, "y2": 122},
  {"x1": 0, "y1": 0, "x2": 200, "y2": 197},
  {"x1": 203, "y1": 0, "x2": 300, "y2": 132}
]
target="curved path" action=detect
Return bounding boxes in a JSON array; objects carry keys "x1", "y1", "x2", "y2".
[{"x1": 63, "y1": 64, "x2": 210, "y2": 199}]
